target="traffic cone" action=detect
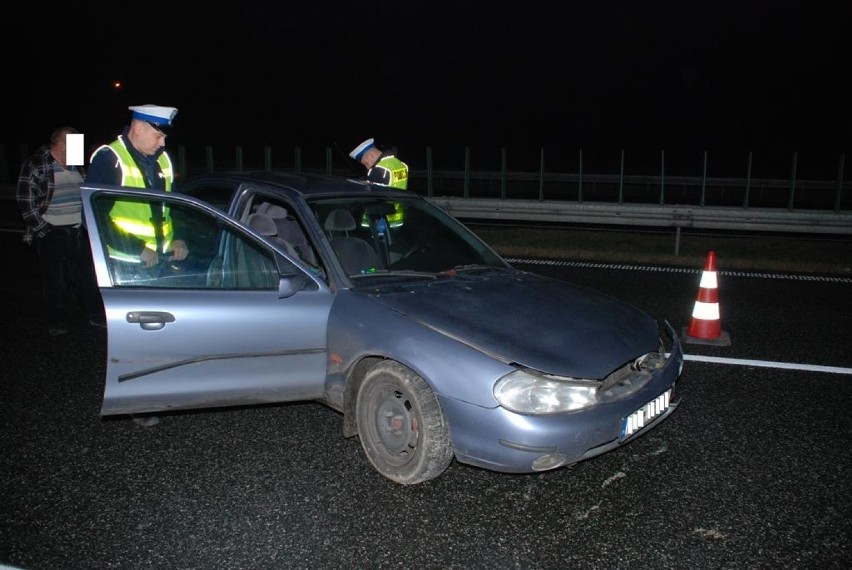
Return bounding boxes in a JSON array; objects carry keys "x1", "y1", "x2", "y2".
[{"x1": 682, "y1": 250, "x2": 731, "y2": 346}]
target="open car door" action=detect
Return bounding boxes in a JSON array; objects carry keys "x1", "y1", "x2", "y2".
[{"x1": 80, "y1": 185, "x2": 332, "y2": 416}]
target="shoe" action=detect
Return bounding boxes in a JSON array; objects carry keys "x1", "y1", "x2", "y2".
[
  {"x1": 132, "y1": 415, "x2": 161, "y2": 427},
  {"x1": 88, "y1": 317, "x2": 107, "y2": 329},
  {"x1": 48, "y1": 325, "x2": 68, "y2": 336}
]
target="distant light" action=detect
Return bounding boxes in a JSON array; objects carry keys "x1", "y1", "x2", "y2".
[{"x1": 112, "y1": 81, "x2": 122, "y2": 90}]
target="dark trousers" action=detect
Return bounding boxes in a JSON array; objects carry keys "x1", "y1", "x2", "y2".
[{"x1": 32, "y1": 226, "x2": 104, "y2": 327}]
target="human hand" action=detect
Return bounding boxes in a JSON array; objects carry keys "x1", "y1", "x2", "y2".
[
  {"x1": 140, "y1": 246, "x2": 159, "y2": 268},
  {"x1": 171, "y1": 239, "x2": 189, "y2": 260}
]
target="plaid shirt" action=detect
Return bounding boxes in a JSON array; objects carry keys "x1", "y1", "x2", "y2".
[{"x1": 16, "y1": 145, "x2": 86, "y2": 244}]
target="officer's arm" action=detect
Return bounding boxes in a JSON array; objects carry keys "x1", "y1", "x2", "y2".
[
  {"x1": 86, "y1": 150, "x2": 122, "y2": 186},
  {"x1": 16, "y1": 159, "x2": 50, "y2": 237},
  {"x1": 367, "y1": 166, "x2": 392, "y2": 186}
]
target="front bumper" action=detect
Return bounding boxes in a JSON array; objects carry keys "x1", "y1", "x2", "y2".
[{"x1": 439, "y1": 332, "x2": 685, "y2": 474}]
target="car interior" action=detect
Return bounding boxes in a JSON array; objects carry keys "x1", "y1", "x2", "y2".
[
  {"x1": 253, "y1": 202, "x2": 319, "y2": 266},
  {"x1": 323, "y1": 209, "x2": 382, "y2": 275}
]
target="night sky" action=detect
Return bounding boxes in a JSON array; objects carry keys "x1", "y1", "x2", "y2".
[{"x1": 6, "y1": 1, "x2": 849, "y2": 177}]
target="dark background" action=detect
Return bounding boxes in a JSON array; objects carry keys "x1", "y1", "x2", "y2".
[{"x1": 5, "y1": 1, "x2": 850, "y2": 176}]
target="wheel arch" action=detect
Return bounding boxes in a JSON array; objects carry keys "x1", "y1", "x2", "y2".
[{"x1": 342, "y1": 355, "x2": 386, "y2": 438}]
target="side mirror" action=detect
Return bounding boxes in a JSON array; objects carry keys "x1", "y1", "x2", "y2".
[{"x1": 278, "y1": 273, "x2": 308, "y2": 298}]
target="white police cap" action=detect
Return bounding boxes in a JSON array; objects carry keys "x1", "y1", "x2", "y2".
[
  {"x1": 349, "y1": 138, "x2": 376, "y2": 160},
  {"x1": 129, "y1": 104, "x2": 178, "y2": 128}
]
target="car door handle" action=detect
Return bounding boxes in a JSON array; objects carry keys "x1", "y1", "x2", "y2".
[{"x1": 126, "y1": 311, "x2": 176, "y2": 331}]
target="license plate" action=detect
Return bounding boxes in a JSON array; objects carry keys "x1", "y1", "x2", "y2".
[{"x1": 621, "y1": 389, "x2": 672, "y2": 439}]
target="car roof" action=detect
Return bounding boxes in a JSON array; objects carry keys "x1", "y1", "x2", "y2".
[{"x1": 183, "y1": 170, "x2": 411, "y2": 200}]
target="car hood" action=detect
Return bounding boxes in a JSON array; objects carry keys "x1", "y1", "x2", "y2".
[{"x1": 368, "y1": 270, "x2": 660, "y2": 379}]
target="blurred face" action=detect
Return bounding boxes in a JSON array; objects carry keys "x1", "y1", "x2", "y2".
[
  {"x1": 129, "y1": 119, "x2": 168, "y2": 156},
  {"x1": 49, "y1": 132, "x2": 72, "y2": 166}
]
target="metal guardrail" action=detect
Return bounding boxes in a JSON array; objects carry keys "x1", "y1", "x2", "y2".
[
  {"x1": 427, "y1": 197, "x2": 852, "y2": 235},
  {"x1": 416, "y1": 170, "x2": 848, "y2": 211},
  {"x1": 3, "y1": 145, "x2": 849, "y2": 237},
  {"x1": 156, "y1": 144, "x2": 848, "y2": 212},
  {"x1": 4, "y1": 180, "x2": 849, "y2": 238}
]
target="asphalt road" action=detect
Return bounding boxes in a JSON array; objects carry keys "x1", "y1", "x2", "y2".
[{"x1": 2, "y1": 231, "x2": 851, "y2": 570}]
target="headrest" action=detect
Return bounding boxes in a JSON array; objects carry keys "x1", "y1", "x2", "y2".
[
  {"x1": 247, "y1": 213, "x2": 277, "y2": 236},
  {"x1": 256, "y1": 202, "x2": 289, "y2": 218},
  {"x1": 324, "y1": 210, "x2": 357, "y2": 232}
]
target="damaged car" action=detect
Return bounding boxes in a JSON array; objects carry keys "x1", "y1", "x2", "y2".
[{"x1": 81, "y1": 171, "x2": 684, "y2": 485}]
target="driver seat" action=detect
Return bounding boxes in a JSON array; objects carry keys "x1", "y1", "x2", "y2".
[
  {"x1": 247, "y1": 212, "x2": 300, "y2": 259},
  {"x1": 323, "y1": 210, "x2": 380, "y2": 275}
]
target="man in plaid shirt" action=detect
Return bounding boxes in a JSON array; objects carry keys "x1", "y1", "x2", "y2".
[{"x1": 17, "y1": 127, "x2": 104, "y2": 336}]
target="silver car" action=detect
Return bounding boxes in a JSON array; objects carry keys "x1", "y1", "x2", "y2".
[{"x1": 81, "y1": 171, "x2": 684, "y2": 485}]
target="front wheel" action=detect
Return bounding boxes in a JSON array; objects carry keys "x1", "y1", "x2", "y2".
[{"x1": 356, "y1": 361, "x2": 453, "y2": 485}]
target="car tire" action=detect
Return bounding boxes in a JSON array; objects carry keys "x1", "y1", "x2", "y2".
[{"x1": 356, "y1": 361, "x2": 453, "y2": 485}]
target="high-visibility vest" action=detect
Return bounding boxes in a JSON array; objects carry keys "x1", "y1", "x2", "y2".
[
  {"x1": 371, "y1": 155, "x2": 408, "y2": 190},
  {"x1": 90, "y1": 138, "x2": 174, "y2": 261},
  {"x1": 365, "y1": 155, "x2": 408, "y2": 227}
]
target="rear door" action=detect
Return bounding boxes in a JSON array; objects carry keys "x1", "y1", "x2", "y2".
[{"x1": 80, "y1": 185, "x2": 333, "y2": 416}]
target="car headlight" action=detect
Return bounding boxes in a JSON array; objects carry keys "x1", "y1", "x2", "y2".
[{"x1": 493, "y1": 370, "x2": 598, "y2": 415}]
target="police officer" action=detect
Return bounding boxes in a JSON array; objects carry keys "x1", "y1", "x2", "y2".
[
  {"x1": 88, "y1": 104, "x2": 187, "y2": 428},
  {"x1": 349, "y1": 138, "x2": 409, "y2": 190},
  {"x1": 87, "y1": 104, "x2": 188, "y2": 268}
]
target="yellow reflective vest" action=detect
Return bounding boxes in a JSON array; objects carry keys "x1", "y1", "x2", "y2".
[
  {"x1": 365, "y1": 154, "x2": 408, "y2": 226},
  {"x1": 369, "y1": 155, "x2": 408, "y2": 190},
  {"x1": 90, "y1": 138, "x2": 175, "y2": 261}
]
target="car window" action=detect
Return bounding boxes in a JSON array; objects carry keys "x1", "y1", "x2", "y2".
[
  {"x1": 91, "y1": 193, "x2": 281, "y2": 289},
  {"x1": 175, "y1": 181, "x2": 235, "y2": 212},
  {"x1": 243, "y1": 196, "x2": 323, "y2": 273},
  {"x1": 309, "y1": 196, "x2": 507, "y2": 276}
]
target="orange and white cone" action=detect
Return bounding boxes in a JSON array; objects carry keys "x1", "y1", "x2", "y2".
[{"x1": 682, "y1": 250, "x2": 731, "y2": 346}]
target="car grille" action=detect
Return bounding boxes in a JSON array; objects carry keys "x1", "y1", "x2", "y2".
[{"x1": 597, "y1": 350, "x2": 667, "y2": 401}]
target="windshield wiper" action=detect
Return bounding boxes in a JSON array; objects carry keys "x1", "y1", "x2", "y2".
[
  {"x1": 436, "y1": 264, "x2": 497, "y2": 277},
  {"x1": 351, "y1": 270, "x2": 436, "y2": 280}
]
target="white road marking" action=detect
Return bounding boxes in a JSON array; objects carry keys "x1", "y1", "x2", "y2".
[
  {"x1": 508, "y1": 258, "x2": 852, "y2": 284},
  {"x1": 680, "y1": 354, "x2": 852, "y2": 375}
]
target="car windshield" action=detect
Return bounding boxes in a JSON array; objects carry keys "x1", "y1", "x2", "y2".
[{"x1": 309, "y1": 196, "x2": 509, "y2": 279}]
